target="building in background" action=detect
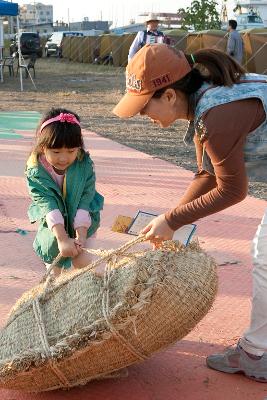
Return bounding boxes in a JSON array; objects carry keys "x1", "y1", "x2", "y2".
[
  {"x1": 233, "y1": 0, "x2": 267, "y2": 26},
  {"x1": 22, "y1": 22, "x2": 53, "y2": 34},
  {"x1": 110, "y1": 23, "x2": 145, "y2": 34},
  {"x1": 69, "y1": 18, "x2": 110, "y2": 32},
  {"x1": 20, "y1": 2, "x2": 53, "y2": 27},
  {"x1": 138, "y1": 12, "x2": 183, "y2": 28},
  {"x1": 111, "y1": 11, "x2": 184, "y2": 34}
]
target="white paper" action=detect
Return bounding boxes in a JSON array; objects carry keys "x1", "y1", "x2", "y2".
[
  {"x1": 127, "y1": 210, "x2": 196, "y2": 246},
  {"x1": 127, "y1": 211, "x2": 157, "y2": 235},
  {"x1": 173, "y1": 224, "x2": 196, "y2": 246}
]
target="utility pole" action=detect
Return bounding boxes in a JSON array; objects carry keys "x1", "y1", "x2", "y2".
[
  {"x1": 33, "y1": 0, "x2": 36, "y2": 24},
  {"x1": 221, "y1": 0, "x2": 228, "y2": 23},
  {"x1": 9, "y1": 0, "x2": 14, "y2": 34},
  {"x1": 68, "y1": 8, "x2": 70, "y2": 31}
]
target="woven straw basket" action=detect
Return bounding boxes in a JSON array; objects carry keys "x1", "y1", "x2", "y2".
[{"x1": 0, "y1": 236, "x2": 217, "y2": 392}]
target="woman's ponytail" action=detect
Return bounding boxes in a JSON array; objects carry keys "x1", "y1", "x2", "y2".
[{"x1": 186, "y1": 48, "x2": 246, "y2": 86}]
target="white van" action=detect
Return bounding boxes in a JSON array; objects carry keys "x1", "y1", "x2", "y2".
[{"x1": 44, "y1": 31, "x2": 84, "y2": 57}]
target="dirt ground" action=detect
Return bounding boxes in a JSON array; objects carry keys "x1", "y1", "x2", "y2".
[{"x1": 0, "y1": 56, "x2": 266, "y2": 200}]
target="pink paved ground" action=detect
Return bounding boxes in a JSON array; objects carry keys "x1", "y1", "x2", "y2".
[{"x1": 0, "y1": 129, "x2": 267, "y2": 400}]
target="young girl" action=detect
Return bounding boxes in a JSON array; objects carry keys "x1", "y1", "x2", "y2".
[
  {"x1": 113, "y1": 44, "x2": 267, "y2": 381},
  {"x1": 26, "y1": 108, "x2": 104, "y2": 276}
]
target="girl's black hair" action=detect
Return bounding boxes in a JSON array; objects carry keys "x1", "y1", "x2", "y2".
[
  {"x1": 153, "y1": 48, "x2": 246, "y2": 98},
  {"x1": 33, "y1": 107, "x2": 84, "y2": 154}
]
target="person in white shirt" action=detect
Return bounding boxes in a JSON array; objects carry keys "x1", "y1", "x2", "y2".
[{"x1": 128, "y1": 14, "x2": 165, "y2": 61}]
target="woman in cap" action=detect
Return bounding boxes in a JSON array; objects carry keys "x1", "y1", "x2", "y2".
[{"x1": 113, "y1": 43, "x2": 267, "y2": 382}]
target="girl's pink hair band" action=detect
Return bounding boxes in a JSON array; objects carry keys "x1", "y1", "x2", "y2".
[{"x1": 40, "y1": 113, "x2": 81, "y2": 133}]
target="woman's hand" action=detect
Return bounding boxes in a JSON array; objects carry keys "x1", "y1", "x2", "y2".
[
  {"x1": 58, "y1": 237, "x2": 80, "y2": 258},
  {"x1": 141, "y1": 214, "x2": 175, "y2": 247}
]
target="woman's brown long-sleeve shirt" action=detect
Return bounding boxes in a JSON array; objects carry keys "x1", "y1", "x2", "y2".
[{"x1": 165, "y1": 98, "x2": 266, "y2": 230}]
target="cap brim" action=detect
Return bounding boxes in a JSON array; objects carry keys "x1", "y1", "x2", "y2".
[{"x1": 112, "y1": 92, "x2": 153, "y2": 119}]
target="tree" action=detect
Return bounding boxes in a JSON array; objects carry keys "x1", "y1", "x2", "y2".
[{"x1": 178, "y1": 0, "x2": 221, "y2": 31}]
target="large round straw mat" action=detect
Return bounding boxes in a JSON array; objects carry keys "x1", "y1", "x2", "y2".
[{"x1": 0, "y1": 237, "x2": 217, "y2": 392}]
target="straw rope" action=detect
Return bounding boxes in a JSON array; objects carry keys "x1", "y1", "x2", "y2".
[
  {"x1": 32, "y1": 298, "x2": 71, "y2": 388},
  {"x1": 101, "y1": 253, "x2": 148, "y2": 361},
  {"x1": 6, "y1": 235, "x2": 147, "y2": 326},
  {"x1": 31, "y1": 235, "x2": 148, "y2": 387},
  {"x1": 82, "y1": 234, "x2": 151, "y2": 360},
  {"x1": 41, "y1": 234, "x2": 146, "y2": 286}
]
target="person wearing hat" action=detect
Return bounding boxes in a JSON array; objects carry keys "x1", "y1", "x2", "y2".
[
  {"x1": 128, "y1": 14, "x2": 165, "y2": 61},
  {"x1": 113, "y1": 43, "x2": 267, "y2": 382}
]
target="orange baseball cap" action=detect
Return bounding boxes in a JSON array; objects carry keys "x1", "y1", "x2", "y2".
[{"x1": 113, "y1": 44, "x2": 192, "y2": 119}]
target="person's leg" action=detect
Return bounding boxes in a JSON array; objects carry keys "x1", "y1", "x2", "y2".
[
  {"x1": 239, "y1": 208, "x2": 267, "y2": 355},
  {"x1": 72, "y1": 250, "x2": 93, "y2": 269},
  {"x1": 53, "y1": 265, "x2": 68, "y2": 277},
  {"x1": 45, "y1": 262, "x2": 70, "y2": 277},
  {"x1": 207, "y1": 208, "x2": 267, "y2": 381}
]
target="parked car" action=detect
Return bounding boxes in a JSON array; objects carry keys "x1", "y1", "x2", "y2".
[
  {"x1": 44, "y1": 31, "x2": 84, "y2": 57},
  {"x1": 10, "y1": 32, "x2": 43, "y2": 57}
]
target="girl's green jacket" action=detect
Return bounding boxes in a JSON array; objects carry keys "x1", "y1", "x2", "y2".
[{"x1": 25, "y1": 150, "x2": 104, "y2": 268}]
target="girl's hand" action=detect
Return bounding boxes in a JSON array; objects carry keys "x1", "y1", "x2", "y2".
[
  {"x1": 75, "y1": 226, "x2": 88, "y2": 253},
  {"x1": 141, "y1": 214, "x2": 174, "y2": 247},
  {"x1": 74, "y1": 236, "x2": 86, "y2": 253},
  {"x1": 58, "y1": 237, "x2": 79, "y2": 258}
]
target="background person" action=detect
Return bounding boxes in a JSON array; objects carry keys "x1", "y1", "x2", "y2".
[
  {"x1": 113, "y1": 43, "x2": 267, "y2": 382},
  {"x1": 128, "y1": 13, "x2": 165, "y2": 61},
  {"x1": 227, "y1": 19, "x2": 244, "y2": 64},
  {"x1": 26, "y1": 108, "x2": 104, "y2": 276}
]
